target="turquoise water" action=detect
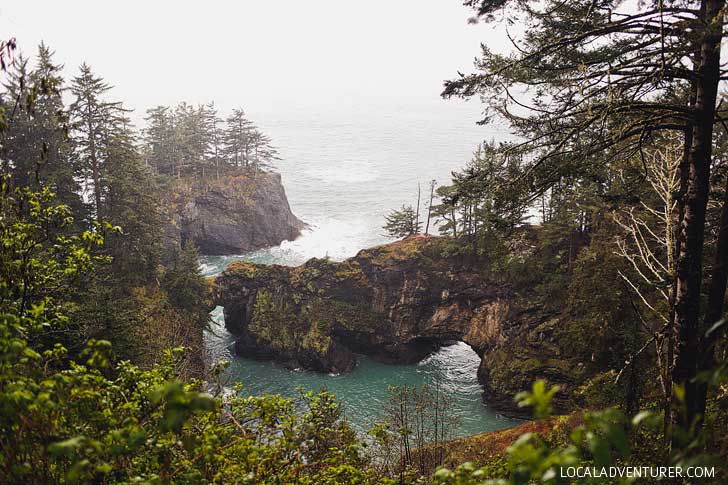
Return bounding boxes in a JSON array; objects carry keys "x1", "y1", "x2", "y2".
[{"x1": 201, "y1": 100, "x2": 520, "y2": 437}]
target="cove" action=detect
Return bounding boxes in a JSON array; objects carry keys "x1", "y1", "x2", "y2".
[
  {"x1": 199, "y1": 102, "x2": 522, "y2": 437},
  {"x1": 202, "y1": 253, "x2": 520, "y2": 437}
]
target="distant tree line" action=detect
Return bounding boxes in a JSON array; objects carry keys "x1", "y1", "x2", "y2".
[{"x1": 143, "y1": 103, "x2": 279, "y2": 179}]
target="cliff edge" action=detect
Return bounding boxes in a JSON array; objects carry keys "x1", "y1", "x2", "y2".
[{"x1": 162, "y1": 172, "x2": 305, "y2": 255}]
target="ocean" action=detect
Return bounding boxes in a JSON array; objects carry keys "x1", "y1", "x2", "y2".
[{"x1": 200, "y1": 97, "x2": 520, "y2": 437}]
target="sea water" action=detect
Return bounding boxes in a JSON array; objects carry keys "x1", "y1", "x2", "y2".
[{"x1": 201, "y1": 98, "x2": 520, "y2": 436}]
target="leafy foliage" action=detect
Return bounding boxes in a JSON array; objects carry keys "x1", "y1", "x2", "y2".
[
  {"x1": 0, "y1": 184, "x2": 383, "y2": 483},
  {"x1": 433, "y1": 379, "x2": 726, "y2": 484}
]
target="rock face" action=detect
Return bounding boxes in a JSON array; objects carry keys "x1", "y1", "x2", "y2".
[
  {"x1": 163, "y1": 173, "x2": 304, "y2": 255},
  {"x1": 214, "y1": 235, "x2": 589, "y2": 415},
  {"x1": 215, "y1": 236, "x2": 509, "y2": 370},
  {"x1": 475, "y1": 309, "x2": 587, "y2": 416}
]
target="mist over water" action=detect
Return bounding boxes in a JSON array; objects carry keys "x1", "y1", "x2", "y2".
[{"x1": 202, "y1": 100, "x2": 520, "y2": 437}]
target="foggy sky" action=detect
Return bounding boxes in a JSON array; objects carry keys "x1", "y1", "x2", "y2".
[{"x1": 0, "y1": 1, "x2": 504, "y2": 119}]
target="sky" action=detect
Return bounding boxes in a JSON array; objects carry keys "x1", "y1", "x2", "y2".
[{"x1": 0, "y1": 1, "x2": 505, "y2": 120}]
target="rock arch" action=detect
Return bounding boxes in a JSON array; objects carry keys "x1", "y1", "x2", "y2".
[{"x1": 214, "y1": 237, "x2": 512, "y2": 374}]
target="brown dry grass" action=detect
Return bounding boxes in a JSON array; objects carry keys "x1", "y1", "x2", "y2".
[{"x1": 414, "y1": 413, "x2": 584, "y2": 476}]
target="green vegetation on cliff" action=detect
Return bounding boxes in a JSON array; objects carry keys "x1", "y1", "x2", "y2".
[
  {"x1": 3, "y1": 0, "x2": 728, "y2": 479},
  {"x1": 216, "y1": 235, "x2": 510, "y2": 374}
]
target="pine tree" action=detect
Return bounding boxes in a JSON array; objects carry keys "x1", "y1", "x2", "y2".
[
  {"x1": 199, "y1": 102, "x2": 220, "y2": 179},
  {"x1": 431, "y1": 185, "x2": 458, "y2": 237},
  {"x1": 205, "y1": 102, "x2": 223, "y2": 180},
  {"x1": 383, "y1": 205, "x2": 420, "y2": 238},
  {"x1": 1, "y1": 55, "x2": 36, "y2": 184},
  {"x1": 249, "y1": 130, "x2": 279, "y2": 172},
  {"x1": 103, "y1": 128, "x2": 162, "y2": 284},
  {"x1": 0, "y1": 46, "x2": 84, "y2": 219},
  {"x1": 447, "y1": 0, "x2": 728, "y2": 432},
  {"x1": 223, "y1": 108, "x2": 256, "y2": 169},
  {"x1": 172, "y1": 102, "x2": 195, "y2": 178},
  {"x1": 141, "y1": 103, "x2": 277, "y2": 179},
  {"x1": 32, "y1": 44, "x2": 83, "y2": 215},
  {"x1": 69, "y1": 63, "x2": 128, "y2": 222},
  {"x1": 143, "y1": 105, "x2": 174, "y2": 175},
  {"x1": 162, "y1": 242, "x2": 209, "y2": 325}
]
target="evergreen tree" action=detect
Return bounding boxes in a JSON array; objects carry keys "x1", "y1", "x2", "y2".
[
  {"x1": 0, "y1": 56, "x2": 37, "y2": 184},
  {"x1": 162, "y1": 242, "x2": 210, "y2": 325},
  {"x1": 248, "y1": 130, "x2": 279, "y2": 172},
  {"x1": 172, "y1": 102, "x2": 195, "y2": 178},
  {"x1": 143, "y1": 105, "x2": 174, "y2": 175},
  {"x1": 0, "y1": 46, "x2": 84, "y2": 221},
  {"x1": 141, "y1": 103, "x2": 277, "y2": 179},
  {"x1": 104, "y1": 129, "x2": 162, "y2": 284},
  {"x1": 30, "y1": 44, "x2": 82, "y2": 212},
  {"x1": 383, "y1": 205, "x2": 420, "y2": 238},
  {"x1": 448, "y1": 0, "x2": 728, "y2": 432},
  {"x1": 205, "y1": 102, "x2": 224, "y2": 180},
  {"x1": 222, "y1": 108, "x2": 256, "y2": 169},
  {"x1": 431, "y1": 185, "x2": 458, "y2": 237},
  {"x1": 199, "y1": 102, "x2": 221, "y2": 179},
  {"x1": 69, "y1": 63, "x2": 128, "y2": 222},
  {"x1": 429, "y1": 142, "x2": 528, "y2": 249}
]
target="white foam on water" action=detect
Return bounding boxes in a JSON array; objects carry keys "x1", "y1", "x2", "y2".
[
  {"x1": 264, "y1": 215, "x2": 383, "y2": 265},
  {"x1": 198, "y1": 102, "x2": 522, "y2": 436},
  {"x1": 198, "y1": 262, "x2": 218, "y2": 276}
]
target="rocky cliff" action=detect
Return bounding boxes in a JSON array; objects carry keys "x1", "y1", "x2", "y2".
[
  {"x1": 215, "y1": 236, "x2": 512, "y2": 373},
  {"x1": 162, "y1": 172, "x2": 304, "y2": 255},
  {"x1": 213, "y1": 235, "x2": 597, "y2": 416}
]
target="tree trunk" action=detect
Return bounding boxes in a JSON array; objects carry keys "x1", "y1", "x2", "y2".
[
  {"x1": 666, "y1": 116, "x2": 694, "y2": 438},
  {"x1": 451, "y1": 208, "x2": 457, "y2": 237},
  {"x1": 87, "y1": 114, "x2": 102, "y2": 223},
  {"x1": 665, "y1": 35, "x2": 700, "y2": 445},
  {"x1": 671, "y1": 0, "x2": 724, "y2": 438},
  {"x1": 92, "y1": 153, "x2": 101, "y2": 221},
  {"x1": 215, "y1": 140, "x2": 220, "y2": 180},
  {"x1": 694, "y1": 174, "x2": 728, "y2": 428},
  {"x1": 415, "y1": 183, "x2": 421, "y2": 234},
  {"x1": 425, "y1": 181, "x2": 435, "y2": 235}
]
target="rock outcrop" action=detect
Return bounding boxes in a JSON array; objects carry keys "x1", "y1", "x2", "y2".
[
  {"x1": 163, "y1": 172, "x2": 304, "y2": 255},
  {"x1": 475, "y1": 310, "x2": 587, "y2": 415},
  {"x1": 214, "y1": 235, "x2": 593, "y2": 416},
  {"x1": 215, "y1": 236, "x2": 512, "y2": 373}
]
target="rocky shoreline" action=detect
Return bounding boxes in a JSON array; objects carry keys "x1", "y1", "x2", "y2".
[{"x1": 212, "y1": 235, "x2": 593, "y2": 416}]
